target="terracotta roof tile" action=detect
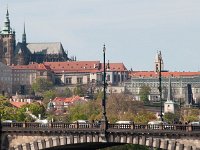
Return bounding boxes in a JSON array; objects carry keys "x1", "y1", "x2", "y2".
[
  {"x1": 10, "y1": 102, "x2": 27, "y2": 108},
  {"x1": 129, "y1": 71, "x2": 200, "y2": 78},
  {"x1": 44, "y1": 61, "x2": 101, "y2": 73},
  {"x1": 11, "y1": 63, "x2": 50, "y2": 71},
  {"x1": 53, "y1": 96, "x2": 84, "y2": 103},
  {"x1": 100, "y1": 63, "x2": 127, "y2": 72}
]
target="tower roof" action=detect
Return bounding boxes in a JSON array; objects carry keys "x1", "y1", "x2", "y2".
[
  {"x1": 22, "y1": 22, "x2": 26, "y2": 43},
  {"x1": 1, "y1": 7, "x2": 14, "y2": 35}
]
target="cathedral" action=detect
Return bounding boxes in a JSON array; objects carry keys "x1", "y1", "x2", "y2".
[{"x1": 0, "y1": 9, "x2": 71, "y2": 66}]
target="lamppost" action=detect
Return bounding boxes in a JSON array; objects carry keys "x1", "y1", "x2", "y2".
[
  {"x1": 101, "y1": 44, "x2": 108, "y2": 128},
  {"x1": 158, "y1": 51, "x2": 163, "y2": 121}
]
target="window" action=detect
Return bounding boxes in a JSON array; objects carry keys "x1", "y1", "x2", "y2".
[
  {"x1": 87, "y1": 77, "x2": 90, "y2": 83},
  {"x1": 77, "y1": 77, "x2": 83, "y2": 84},
  {"x1": 118, "y1": 75, "x2": 120, "y2": 81},
  {"x1": 66, "y1": 77, "x2": 72, "y2": 84},
  {"x1": 107, "y1": 75, "x2": 110, "y2": 81},
  {"x1": 114, "y1": 74, "x2": 117, "y2": 82},
  {"x1": 3, "y1": 47, "x2": 7, "y2": 53}
]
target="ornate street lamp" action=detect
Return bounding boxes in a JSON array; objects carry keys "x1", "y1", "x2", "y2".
[
  {"x1": 101, "y1": 44, "x2": 108, "y2": 129},
  {"x1": 158, "y1": 51, "x2": 163, "y2": 121}
]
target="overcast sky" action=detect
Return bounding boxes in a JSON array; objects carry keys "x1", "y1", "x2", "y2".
[{"x1": 1, "y1": 0, "x2": 200, "y2": 71}]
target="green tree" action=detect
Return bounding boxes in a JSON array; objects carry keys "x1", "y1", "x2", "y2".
[
  {"x1": 182, "y1": 108, "x2": 200, "y2": 122},
  {"x1": 139, "y1": 85, "x2": 151, "y2": 104},
  {"x1": 73, "y1": 85, "x2": 85, "y2": 96},
  {"x1": 22, "y1": 102, "x2": 46, "y2": 119},
  {"x1": 56, "y1": 87, "x2": 72, "y2": 97},
  {"x1": 163, "y1": 112, "x2": 179, "y2": 124},
  {"x1": 94, "y1": 90, "x2": 104, "y2": 100},
  {"x1": 68, "y1": 103, "x2": 88, "y2": 121},
  {"x1": 32, "y1": 78, "x2": 53, "y2": 93},
  {"x1": 42, "y1": 90, "x2": 56, "y2": 105}
]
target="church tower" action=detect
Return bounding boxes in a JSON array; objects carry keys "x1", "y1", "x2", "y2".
[
  {"x1": 15, "y1": 23, "x2": 28, "y2": 65},
  {"x1": 154, "y1": 51, "x2": 164, "y2": 72},
  {"x1": 22, "y1": 22, "x2": 26, "y2": 44},
  {"x1": 0, "y1": 8, "x2": 16, "y2": 65}
]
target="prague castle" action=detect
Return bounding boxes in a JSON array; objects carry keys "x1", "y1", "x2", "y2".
[{"x1": 0, "y1": 8, "x2": 70, "y2": 66}]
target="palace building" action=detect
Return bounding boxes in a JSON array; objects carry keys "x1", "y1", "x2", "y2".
[
  {"x1": 0, "y1": 8, "x2": 71, "y2": 66},
  {"x1": 124, "y1": 51, "x2": 200, "y2": 105}
]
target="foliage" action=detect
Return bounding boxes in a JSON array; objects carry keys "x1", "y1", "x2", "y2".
[
  {"x1": 139, "y1": 85, "x2": 151, "y2": 104},
  {"x1": 182, "y1": 108, "x2": 200, "y2": 122},
  {"x1": 0, "y1": 94, "x2": 7, "y2": 100},
  {"x1": 56, "y1": 87, "x2": 72, "y2": 97},
  {"x1": 66, "y1": 93, "x2": 157, "y2": 124},
  {"x1": 68, "y1": 103, "x2": 88, "y2": 121},
  {"x1": 32, "y1": 78, "x2": 53, "y2": 93},
  {"x1": 134, "y1": 110, "x2": 156, "y2": 124},
  {"x1": 22, "y1": 102, "x2": 46, "y2": 118},
  {"x1": 106, "y1": 93, "x2": 147, "y2": 123},
  {"x1": 42, "y1": 90, "x2": 56, "y2": 105},
  {"x1": 73, "y1": 85, "x2": 85, "y2": 97},
  {"x1": 163, "y1": 112, "x2": 179, "y2": 124},
  {"x1": 0, "y1": 100, "x2": 16, "y2": 121},
  {"x1": 94, "y1": 90, "x2": 104, "y2": 100},
  {"x1": 68, "y1": 99, "x2": 102, "y2": 122}
]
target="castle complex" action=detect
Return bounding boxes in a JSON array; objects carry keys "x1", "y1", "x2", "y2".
[
  {"x1": 0, "y1": 8, "x2": 200, "y2": 107},
  {"x1": 0, "y1": 8, "x2": 70, "y2": 66}
]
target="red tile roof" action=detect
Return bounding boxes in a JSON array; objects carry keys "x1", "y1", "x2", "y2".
[
  {"x1": 130, "y1": 71, "x2": 200, "y2": 78},
  {"x1": 53, "y1": 96, "x2": 85, "y2": 103},
  {"x1": 100, "y1": 63, "x2": 128, "y2": 72},
  {"x1": 11, "y1": 61, "x2": 128, "y2": 73},
  {"x1": 11, "y1": 63, "x2": 50, "y2": 71},
  {"x1": 44, "y1": 61, "x2": 100, "y2": 73},
  {"x1": 10, "y1": 102, "x2": 27, "y2": 108}
]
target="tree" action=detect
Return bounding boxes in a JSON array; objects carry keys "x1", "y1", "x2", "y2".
[
  {"x1": 56, "y1": 87, "x2": 72, "y2": 97},
  {"x1": 25, "y1": 102, "x2": 46, "y2": 117},
  {"x1": 68, "y1": 103, "x2": 88, "y2": 122},
  {"x1": 42, "y1": 90, "x2": 56, "y2": 105},
  {"x1": 139, "y1": 85, "x2": 151, "y2": 104},
  {"x1": 163, "y1": 112, "x2": 179, "y2": 124},
  {"x1": 182, "y1": 108, "x2": 200, "y2": 122},
  {"x1": 73, "y1": 85, "x2": 85, "y2": 96},
  {"x1": 32, "y1": 78, "x2": 53, "y2": 93}
]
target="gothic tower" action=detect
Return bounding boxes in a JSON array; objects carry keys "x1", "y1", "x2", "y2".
[
  {"x1": 0, "y1": 8, "x2": 16, "y2": 65},
  {"x1": 22, "y1": 22, "x2": 26, "y2": 44},
  {"x1": 15, "y1": 23, "x2": 28, "y2": 65},
  {"x1": 154, "y1": 51, "x2": 164, "y2": 72}
]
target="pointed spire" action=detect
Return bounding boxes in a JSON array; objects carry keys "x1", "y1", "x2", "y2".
[
  {"x1": 167, "y1": 77, "x2": 173, "y2": 101},
  {"x1": 1, "y1": 6, "x2": 11, "y2": 34},
  {"x1": 6, "y1": 5, "x2": 9, "y2": 17},
  {"x1": 22, "y1": 22, "x2": 26, "y2": 44}
]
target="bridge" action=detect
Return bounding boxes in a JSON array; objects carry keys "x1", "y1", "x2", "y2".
[{"x1": 1, "y1": 122, "x2": 200, "y2": 150}]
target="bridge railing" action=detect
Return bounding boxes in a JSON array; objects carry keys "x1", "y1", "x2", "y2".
[{"x1": 2, "y1": 122, "x2": 200, "y2": 132}]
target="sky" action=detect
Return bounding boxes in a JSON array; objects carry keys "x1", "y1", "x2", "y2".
[{"x1": 1, "y1": 0, "x2": 200, "y2": 71}]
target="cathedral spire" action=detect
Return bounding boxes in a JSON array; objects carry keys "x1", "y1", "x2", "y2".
[
  {"x1": 167, "y1": 77, "x2": 173, "y2": 101},
  {"x1": 1, "y1": 7, "x2": 11, "y2": 34},
  {"x1": 22, "y1": 22, "x2": 26, "y2": 44}
]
